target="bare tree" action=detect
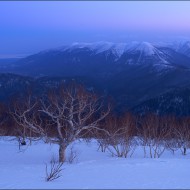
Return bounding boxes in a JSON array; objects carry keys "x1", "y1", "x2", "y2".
[
  {"x1": 11, "y1": 83, "x2": 110, "y2": 162},
  {"x1": 41, "y1": 84, "x2": 110, "y2": 162}
]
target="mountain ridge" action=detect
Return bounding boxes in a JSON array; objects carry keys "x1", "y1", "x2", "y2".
[{"x1": 1, "y1": 40, "x2": 190, "y2": 115}]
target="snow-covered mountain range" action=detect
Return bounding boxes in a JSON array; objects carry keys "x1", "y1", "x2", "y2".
[
  {"x1": 1, "y1": 40, "x2": 190, "y2": 115},
  {"x1": 55, "y1": 41, "x2": 158, "y2": 57},
  {"x1": 31, "y1": 40, "x2": 190, "y2": 73},
  {"x1": 50, "y1": 40, "x2": 190, "y2": 58},
  {"x1": 1, "y1": 40, "x2": 190, "y2": 75}
]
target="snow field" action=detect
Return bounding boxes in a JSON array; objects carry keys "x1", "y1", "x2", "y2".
[{"x1": 0, "y1": 137, "x2": 190, "y2": 189}]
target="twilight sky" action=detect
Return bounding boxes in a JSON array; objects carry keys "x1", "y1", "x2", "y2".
[{"x1": 1, "y1": 1, "x2": 190, "y2": 58}]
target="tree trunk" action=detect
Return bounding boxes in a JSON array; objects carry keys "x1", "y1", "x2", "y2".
[
  {"x1": 18, "y1": 137, "x2": 21, "y2": 150},
  {"x1": 143, "y1": 145, "x2": 147, "y2": 158},
  {"x1": 183, "y1": 147, "x2": 186, "y2": 155},
  {"x1": 59, "y1": 143, "x2": 66, "y2": 163}
]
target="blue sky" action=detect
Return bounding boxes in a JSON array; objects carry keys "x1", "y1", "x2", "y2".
[{"x1": 1, "y1": 1, "x2": 190, "y2": 57}]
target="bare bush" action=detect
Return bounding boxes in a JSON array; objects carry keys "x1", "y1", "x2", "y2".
[
  {"x1": 173, "y1": 117, "x2": 190, "y2": 155},
  {"x1": 138, "y1": 114, "x2": 170, "y2": 158},
  {"x1": 0, "y1": 127, "x2": 5, "y2": 138},
  {"x1": 45, "y1": 157, "x2": 63, "y2": 182},
  {"x1": 97, "y1": 138, "x2": 108, "y2": 152},
  {"x1": 164, "y1": 116, "x2": 180, "y2": 155},
  {"x1": 105, "y1": 114, "x2": 136, "y2": 158},
  {"x1": 96, "y1": 124, "x2": 110, "y2": 153},
  {"x1": 165, "y1": 138, "x2": 179, "y2": 155},
  {"x1": 0, "y1": 103, "x2": 12, "y2": 137}
]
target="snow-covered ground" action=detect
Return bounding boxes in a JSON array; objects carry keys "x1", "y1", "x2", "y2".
[{"x1": 0, "y1": 137, "x2": 190, "y2": 189}]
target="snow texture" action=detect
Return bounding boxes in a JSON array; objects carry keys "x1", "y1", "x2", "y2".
[{"x1": 0, "y1": 137, "x2": 190, "y2": 189}]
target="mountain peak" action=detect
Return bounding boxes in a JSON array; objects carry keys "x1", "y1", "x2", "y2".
[
  {"x1": 125, "y1": 41, "x2": 156, "y2": 56},
  {"x1": 172, "y1": 40, "x2": 190, "y2": 57},
  {"x1": 56, "y1": 41, "x2": 159, "y2": 57}
]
